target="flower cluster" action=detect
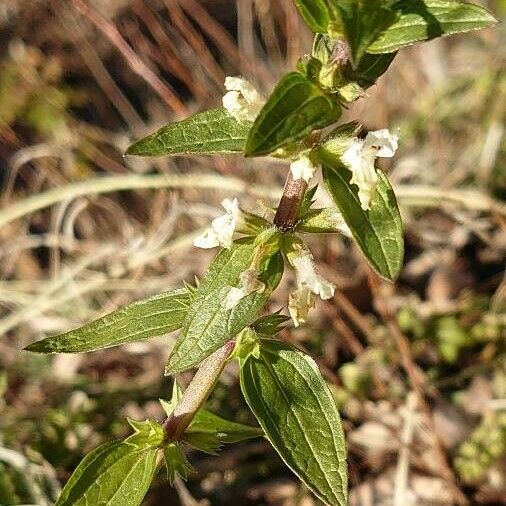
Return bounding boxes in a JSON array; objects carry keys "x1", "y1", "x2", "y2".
[{"x1": 196, "y1": 79, "x2": 399, "y2": 326}]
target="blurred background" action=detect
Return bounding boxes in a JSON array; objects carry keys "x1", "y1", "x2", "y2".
[{"x1": 0, "y1": 0, "x2": 504, "y2": 504}]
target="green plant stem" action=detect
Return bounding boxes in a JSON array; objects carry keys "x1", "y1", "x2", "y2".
[
  {"x1": 163, "y1": 170, "x2": 308, "y2": 441},
  {"x1": 163, "y1": 340, "x2": 236, "y2": 441}
]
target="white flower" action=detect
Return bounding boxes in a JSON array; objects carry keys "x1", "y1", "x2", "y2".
[
  {"x1": 288, "y1": 246, "x2": 335, "y2": 327},
  {"x1": 341, "y1": 129, "x2": 399, "y2": 210},
  {"x1": 289, "y1": 286, "x2": 315, "y2": 328},
  {"x1": 194, "y1": 198, "x2": 242, "y2": 249},
  {"x1": 224, "y1": 269, "x2": 265, "y2": 310},
  {"x1": 290, "y1": 154, "x2": 320, "y2": 182},
  {"x1": 222, "y1": 77, "x2": 265, "y2": 123}
]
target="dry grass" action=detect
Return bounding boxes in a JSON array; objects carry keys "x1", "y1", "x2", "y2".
[{"x1": 0, "y1": 1, "x2": 505, "y2": 504}]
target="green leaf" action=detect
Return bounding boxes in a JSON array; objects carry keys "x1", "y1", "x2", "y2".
[
  {"x1": 159, "y1": 381, "x2": 262, "y2": 454},
  {"x1": 297, "y1": 207, "x2": 348, "y2": 234},
  {"x1": 337, "y1": 0, "x2": 397, "y2": 66},
  {"x1": 240, "y1": 339, "x2": 348, "y2": 506},
  {"x1": 320, "y1": 150, "x2": 404, "y2": 280},
  {"x1": 163, "y1": 443, "x2": 194, "y2": 485},
  {"x1": 126, "y1": 418, "x2": 165, "y2": 448},
  {"x1": 126, "y1": 108, "x2": 252, "y2": 157},
  {"x1": 369, "y1": 0, "x2": 498, "y2": 54},
  {"x1": 184, "y1": 409, "x2": 263, "y2": 454},
  {"x1": 245, "y1": 72, "x2": 342, "y2": 157},
  {"x1": 293, "y1": 0, "x2": 330, "y2": 33},
  {"x1": 25, "y1": 288, "x2": 190, "y2": 353},
  {"x1": 55, "y1": 441, "x2": 158, "y2": 506},
  {"x1": 251, "y1": 312, "x2": 291, "y2": 337},
  {"x1": 166, "y1": 238, "x2": 284, "y2": 374},
  {"x1": 297, "y1": 185, "x2": 319, "y2": 217},
  {"x1": 159, "y1": 381, "x2": 183, "y2": 418},
  {"x1": 347, "y1": 52, "x2": 397, "y2": 88}
]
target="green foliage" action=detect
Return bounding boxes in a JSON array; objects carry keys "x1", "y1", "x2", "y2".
[
  {"x1": 369, "y1": 1, "x2": 497, "y2": 54},
  {"x1": 240, "y1": 339, "x2": 348, "y2": 506},
  {"x1": 455, "y1": 412, "x2": 506, "y2": 483},
  {"x1": 297, "y1": 207, "x2": 348, "y2": 234},
  {"x1": 163, "y1": 443, "x2": 194, "y2": 485},
  {"x1": 161, "y1": 381, "x2": 262, "y2": 455},
  {"x1": 251, "y1": 313, "x2": 291, "y2": 337},
  {"x1": 55, "y1": 419, "x2": 163, "y2": 506},
  {"x1": 336, "y1": 0, "x2": 398, "y2": 66},
  {"x1": 126, "y1": 108, "x2": 252, "y2": 157},
  {"x1": 347, "y1": 52, "x2": 397, "y2": 87},
  {"x1": 245, "y1": 72, "x2": 342, "y2": 156},
  {"x1": 55, "y1": 442, "x2": 157, "y2": 506},
  {"x1": 26, "y1": 288, "x2": 191, "y2": 353},
  {"x1": 292, "y1": 0, "x2": 331, "y2": 33},
  {"x1": 26, "y1": 1, "x2": 497, "y2": 503},
  {"x1": 166, "y1": 236, "x2": 284, "y2": 374},
  {"x1": 184, "y1": 410, "x2": 263, "y2": 453},
  {"x1": 319, "y1": 149, "x2": 404, "y2": 281}
]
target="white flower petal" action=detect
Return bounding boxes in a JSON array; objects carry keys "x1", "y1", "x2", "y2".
[
  {"x1": 221, "y1": 197, "x2": 241, "y2": 217},
  {"x1": 290, "y1": 155, "x2": 319, "y2": 182},
  {"x1": 288, "y1": 286, "x2": 316, "y2": 327},
  {"x1": 193, "y1": 228, "x2": 220, "y2": 249},
  {"x1": 342, "y1": 140, "x2": 378, "y2": 211},
  {"x1": 223, "y1": 77, "x2": 264, "y2": 123},
  {"x1": 224, "y1": 77, "x2": 263, "y2": 105},
  {"x1": 341, "y1": 129, "x2": 399, "y2": 210},
  {"x1": 194, "y1": 197, "x2": 242, "y2": 250},
  {"x1": 291, "y1": 247, "x2": 336, "y2": 300},
  {"x1": 363, "y1": 129, "x2": 399, "y2": 158},
  {"x1": 224, "y1": 269, "x2": 265, "y2": 310}
]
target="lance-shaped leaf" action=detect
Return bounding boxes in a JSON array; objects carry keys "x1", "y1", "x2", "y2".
[
  {"x1": 251, "y1": 313, "x2": 291, "y2": 337},
  {"x1": 293, "y1": 0, "x2": 330, "y2": 33},
  {"x1": 55, "y1": 420, "x2": 163, "y2": 506},
  {"x1": 337, "y1": 0, "x2": 397, "y2": 66},
  {"x1": 347, "y1": 52, "x2": 397, "y2": 88},
  {"x1": 163, "y1": 443, "x2": 194, "y2": 485},
  {"x1": 25, "y1": 288, "x2": 190, "y2": 354},
  {"x1": 160, "y1": 386, "x2": 263, "y2": 455},
  {"x1": 319, "y1": 150, "x2": 404, "y2": 281},
  {"x1": 297, "y1": 207, "x2": 349, "y2": 234},
  {"x1": 245, "y1": 72, "x2": 342, "y2": 157},
  {"x1": 184, "y1": 410, "x2": 263, "y2": 454},
  {"x1": 368, "y1": 0, "x2": 497, "y2": 54},
  {"x1": 240, "y1": 339, "x2": 348, "y2": 506},
  {"x1": 126, "y1": 108, "x2": 252, "y2": 157},
  {"x1": 166, "y1": 240, "x2": 284, "y2": 374}
]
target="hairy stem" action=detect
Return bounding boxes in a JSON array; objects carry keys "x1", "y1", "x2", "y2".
[
  {"x1": 273, "y1": 173, "x2": 308, "y2": 231},
  {"x1": 163, "y1": 340, "x2": 236, "y2": 440},
  {"x1": 163, "y1": 171, "x2": 308, "y2": 441}
]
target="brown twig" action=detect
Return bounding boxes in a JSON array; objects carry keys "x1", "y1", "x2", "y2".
[{"x1": 368, "y1": 272, "x2": 469, "y2": 505}]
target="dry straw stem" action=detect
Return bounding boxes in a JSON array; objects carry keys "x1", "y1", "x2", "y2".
[
  {"x1": 2, "y1": 175, "x2": 505, "y2": 231},
  {"x1": 0, "y1": 230, "x2": 200, "y2": 337},
  {"x1": 72, "y1": 0, "x2": 187, "y2": 117}
]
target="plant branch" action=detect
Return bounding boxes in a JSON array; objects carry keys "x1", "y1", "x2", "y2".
[
  {"x1": 163, "y1": 340, "x2": 236, "y2": 441},
  {"x1": 273, "y1": 173, "x2": 307, "y2": 231},
  {"x1": 163, "y1": 169, "x2": 309, "y2": 441}
]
